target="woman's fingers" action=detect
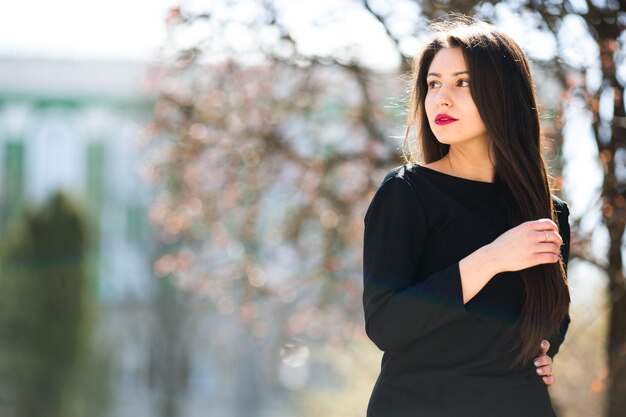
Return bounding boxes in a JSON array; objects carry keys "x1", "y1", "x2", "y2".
[
  {"x1": 535, "y1": 340, "x2": 554, "y2": 386},
  {"x1": 536, "y1": 362, "x2": 554, "y2": 386},
  {"x1": 494, "y1": 219, "x2": 562, "y2": 272},
  {"x1": 535, "y1": 252, "x2": 560, "y2": 264},
  {"x1": 536, "y1": 242, "x2": 561, "y2": 254},
  {"x1": 530, "y1": 218, "x2": 559, "y2": 231},
  {"x1": 529, "y1": 219, "x2": 562, "y2": 248},
  {"x1": 534, "y1": 230, "x2": 563, "y2": 246},
  {"x1": 535, "y1": 340, "x2": 551, "y2": 361},
  {"x1": 542, "y1": 374, "x2": 555, "y2": 386},
  {"x1": 534, "y1": 243, "x2": 561, "y2": 264},
  {"x1": 534, "y1": 355, "x2": 551, "y2": 367},
  {"x1": 536, "y1": 364, "x2": 552, "y2": 376}
]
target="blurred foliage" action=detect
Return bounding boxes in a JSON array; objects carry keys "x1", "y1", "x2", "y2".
[
  {"x1": 0, "y1": 191, "x2": 109, "y2": 417},
  {"x1": 143, "y1": 0, "x2": 417, "y2": 360},
  {"x1": 143, "y1": 4, "x2": 406, "y2": 412}
]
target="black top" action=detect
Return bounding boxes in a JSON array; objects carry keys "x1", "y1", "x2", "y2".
[{"x1": 362, "y1": 164, "x2": 571, "y2": 417}]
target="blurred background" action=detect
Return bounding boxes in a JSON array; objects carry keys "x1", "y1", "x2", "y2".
[{"x1": 0, "y1": 0, "x2": 624, "y2": 416}]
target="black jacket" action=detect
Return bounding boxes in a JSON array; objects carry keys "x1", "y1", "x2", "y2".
[{"x1": 362, "y1": 164, "x2": 570, "y2": 417}]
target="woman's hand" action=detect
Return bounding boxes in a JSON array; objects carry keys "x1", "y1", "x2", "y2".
[
  {"x1": 534, "y1": 340, "x2": 555, "y2": 386},
  {"x1": 488, "y1": 219, "x2": 563, "y2": 274}
]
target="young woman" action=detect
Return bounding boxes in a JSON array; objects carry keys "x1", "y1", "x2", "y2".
[{"x1": 362, "y1": 17, "x2": 571, "y2": 417}]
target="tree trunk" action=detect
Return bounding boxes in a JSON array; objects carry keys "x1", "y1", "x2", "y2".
[{"x1": 588, "y1": 17, "x2": 626, "y2": 417}]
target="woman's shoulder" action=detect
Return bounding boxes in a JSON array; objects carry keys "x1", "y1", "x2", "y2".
[
  {"x1": 379, "y1": 164, "x2": 412, "y2": 184},
  {"x1": 379, "y1": 163, "x2": 429, "y2": 187},
  {"x1": 366, "y1": 164, "x2": 429, "y2": 218},
  {"x1": 374, "y1": 165, "x2": 418, "y2": 201},
  {"x1": 365, "y1": 164, "x2": 428, "y2": 222},
  {"x1": 377, "y1": 164, "x2": 430, "y2": 199}
]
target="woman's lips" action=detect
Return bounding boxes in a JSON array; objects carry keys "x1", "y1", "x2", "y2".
[{"x1": 435, "y1": 115, "x2": 457, "y2": 125}]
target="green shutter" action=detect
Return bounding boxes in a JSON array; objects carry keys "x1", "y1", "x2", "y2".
[{"x1": 1, "y1": 141, "x2": 25, "y2": 229}]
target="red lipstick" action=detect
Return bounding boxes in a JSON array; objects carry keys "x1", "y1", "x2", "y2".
[{"x1": 435, "y1": 113, "x2": 458, "y2": 125}]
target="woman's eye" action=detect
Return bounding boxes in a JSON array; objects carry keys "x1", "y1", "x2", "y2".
[{"x1": 427, "y1": 79, "x2": 469, "y2": 89}]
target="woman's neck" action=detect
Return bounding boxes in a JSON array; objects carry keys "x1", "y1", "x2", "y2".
[{"x1": 445, "y1": 150, "x2": 495, "y2": 184}]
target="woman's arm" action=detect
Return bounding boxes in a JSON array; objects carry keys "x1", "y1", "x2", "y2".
[
  {"x1": 362, "y1": 173, "x2": 468, "y2": 352},
  {"x1": 457, "y1": 244, "x2": 501, "y2": 304}
]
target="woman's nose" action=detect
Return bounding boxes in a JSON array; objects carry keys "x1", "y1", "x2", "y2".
[{"x1": 434, "y1": 85, "x2": 452, "y2": 106}]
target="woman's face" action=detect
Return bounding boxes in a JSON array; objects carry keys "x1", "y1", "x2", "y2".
[{"x1": 424, "y1": 47, "x2": 489, "y2": 148}]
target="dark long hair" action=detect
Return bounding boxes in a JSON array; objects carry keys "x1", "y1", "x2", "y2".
[{"x1": 402, "y1": 16, "x2": 570, "y2": 369}]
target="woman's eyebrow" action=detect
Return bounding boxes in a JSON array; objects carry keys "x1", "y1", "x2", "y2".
[{"x1": 426, "y1": 70, "x2": 470, "y2": 77}]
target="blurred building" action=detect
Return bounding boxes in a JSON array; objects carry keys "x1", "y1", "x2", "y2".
[
  {"x1": 0, "y1": 57, "x2": 165, "y2": 416},
  {"x1": 0, "y1": 57, "x2": 156, "y2": 302}
]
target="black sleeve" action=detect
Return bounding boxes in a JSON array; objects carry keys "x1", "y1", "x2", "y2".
[
  {"x1": 546, "y1": 200, "x2": 571, "y2": 359},
  {"x1": 362, "y1": 174, "x2": 467, "y2": 352}
]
